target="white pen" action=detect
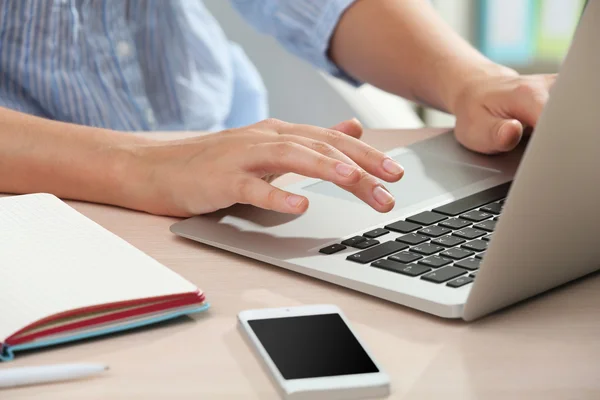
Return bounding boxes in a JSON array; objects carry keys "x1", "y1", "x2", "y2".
[{"x1": 0, "y1": 363, "x2": 108, "y2": 389}]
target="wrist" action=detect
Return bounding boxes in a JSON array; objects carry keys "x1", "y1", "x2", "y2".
[
  {"x1": 443, "y1": 59, "x2": 518, "y2": 115},
  {"x1": 97, "y1": 133, "x2": 158, "y2": 211},
  {"x1": 110, "y1": 136, "x2": 190, "y2": 215}
]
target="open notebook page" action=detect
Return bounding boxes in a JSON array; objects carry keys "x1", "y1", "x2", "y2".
[{"x1": 0, "y1": 194, "x2": 199, "y2": 342}]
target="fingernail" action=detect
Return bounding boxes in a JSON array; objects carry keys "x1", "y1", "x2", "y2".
[
  {"x1": 335, "y1": 163, "x2": 357, "y2": 177},
  {"x1": 497, "y1": 120, "x2": 523, "y2": 149},
  {"x1": 497, "y1": 121, "x2": 511, "y2": 139},
  {"x1": 382, "y1": 158, "x2": 404, "y2": 175},
  {"x1": 286, "y1": 194, "x2": 305, "y2": 208},
  {"x1": 373, "y1": 186, "x2": 394, "y2": 206}
]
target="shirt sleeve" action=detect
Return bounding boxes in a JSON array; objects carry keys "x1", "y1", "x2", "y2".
[{"x1": 228, "y1": 0, "x2": 361, "y2": 85}]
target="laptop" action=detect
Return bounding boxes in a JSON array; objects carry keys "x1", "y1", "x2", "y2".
[{"x1": 171, "y1": 1, "x2": 599, "y2": 321}]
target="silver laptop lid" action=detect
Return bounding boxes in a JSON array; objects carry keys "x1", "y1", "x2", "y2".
[{"x1": 463, "y1": 0, "x2": 600, "y2": 321}]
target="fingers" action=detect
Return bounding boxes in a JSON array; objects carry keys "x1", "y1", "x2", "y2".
[
  {"x1": 487, "y1": 76, "x2": 553, "y2": 152},
  {"x1": 234, "y1": 177, "x2": 309, "y2": 214},
  {"x1": 273, "y1": 121, "x2": 404, "y2": 183},
  {"x1": 542, "y1": 73, "x2": 558, "y2": 89},
  {"x1": 276, "y1": 134, "x2": 396, "y2": 212},
  {"x1": 245, "y1": 141, "x2": 362, "y2": 186},
  {"x1": 330, "y1": 118, "x2": 363, "y2": 139},
  {"x1": 277, "y1": 134, "x2": 359, "y2": 167},
  {"x1": 498, "y1": 74, "x2": 555, "y2": 131},
  {"x1": 455, "y1": 74, "x2": 554, "y2": 154},
  {"x1": 495, "y1": 119, "x2": 524, "y2": 151},
  {"x1": 228, "y1": 118, "x2": 398, "y2": 212},
  {"x1": 456, "y1": 116, "x2": 524, "y2": 155},
  {"x1": 507, "y1": 82, "x2": 549, "y2": 129},
  {"x1": 245, "y1": 141, "x2": 395, "y2": 212}
]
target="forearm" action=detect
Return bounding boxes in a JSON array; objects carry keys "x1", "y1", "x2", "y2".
[
  {"x1": 0, "y1": 107, "x2": 146, "y2": 206},
  {"x1": 330, "y1": 0, "x2": 517, "y2": 114}
]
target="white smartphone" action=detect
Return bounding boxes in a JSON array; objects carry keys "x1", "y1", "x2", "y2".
[{"x1": 237, "y1": 304, "x2": 390, "y2": 400}]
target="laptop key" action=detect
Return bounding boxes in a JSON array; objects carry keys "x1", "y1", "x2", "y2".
[
  {"x1": 480, "y1": 202, "x2": 503, "y2": 214},
  {"x1": 421, "y1": 266, "x2": 467, "y2": 283},
  {"x1": 474, "y1": 220, "x2": 496, "y2": 232},
  {"x1": 372, "y1": 259, "x2": 431, "y2": 277},
  {"x1": 440, "y1": 248, "x2": 474, "y2": 260},
  {"x1": 363, "y1": 228, "x2": 389, "y2": 239},
  {"x1": 482, "y1": 234, "x2": 493, "y2": 241},
  {"x1": 397, "y1": 233, "x2": 429, "y2": 245},
  {"x1": 341, "y1": 236, "x2": 366, "y2": 247},
  {"x1": 476, "y1": 252, "x2": 486, "y2": 259},
  {"x1": 319, "y1": 244, "x2": 346, "y2": 255},
  {"x1": 462, "y1": 240, "x2": 488, "y2": 252},
  {"x1": 347, "y1": 241, "x2": 409, "y2": 264},
  {"x1": 354, "y1": 239, "x2": 380, "y2": 249},
  {"x1": 453, "y1": 228, "x2": 486, "y2": 240},
  {"x1": 470, "y1": 272, "x2": 478, "y2": 278},
  {"x1": 389, "y1": 251, "x2": 422, "y2": 264},
  {"x1": 431, "y1": 235, "x2": 466, "y2": 247},
  {"x1": 455, "y1": 258, "x2": 481, "y2": 270},
  {"x1": 385, "y1": 220, "x2": 422, "y2": 233},
  {"x1": 410, "y1": 243, "x2": 445, "y2": 256},
  {"x1": 460, "y1": 210, "x2": 493, "y2": 222},
  {"x1": 418, "y1": 225, "x2": 452, "y2": 238},
  {"x1": 433, "y1": 181, "x2": 511, "y2": 216},
  {"x1": 418, "y1": 255, "x2": 453, "y2": 268},
  {"x1": 439, "y1": 218, "x2": 472, "y2": 230},
  {"x1": 447, "y1": 276, "x2": 474, "y2": 288},
  {"x1": 406, "y1": 211, "x2": 448, "y2": 226}
]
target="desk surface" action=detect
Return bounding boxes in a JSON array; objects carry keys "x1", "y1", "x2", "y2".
[{"x1": 3, "y1": 129, "x2": 600, "y2": 400}]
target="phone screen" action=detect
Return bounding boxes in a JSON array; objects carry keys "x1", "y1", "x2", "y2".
[{"x1": 247, "y1": 313, "x2": 379, "y2": 380}]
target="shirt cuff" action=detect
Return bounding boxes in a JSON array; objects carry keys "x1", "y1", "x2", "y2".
[
  {"x1": 310, "y1": 0, "x2": 362, "y2": 86},
  {"x1": 231, "y1": 0, "x2": 362, "y2": 87}
]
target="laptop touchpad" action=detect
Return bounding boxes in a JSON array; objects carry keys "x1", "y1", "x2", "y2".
[{"x1": 303, "y1": 152, "x2": 499, "y2": 208}]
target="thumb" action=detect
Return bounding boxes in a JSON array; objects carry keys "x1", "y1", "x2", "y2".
[
  {"x1": 456, "y1": 116, "x2": 524, "y2": 155},
  {"x1": 495, "y1": 119, "x2": 525, "y2": 152},
  {"x1": 330, "y1": 118, "x2": 363, "y2": 139}
]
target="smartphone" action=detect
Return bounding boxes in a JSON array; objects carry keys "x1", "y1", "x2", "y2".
[{"x1": 237, "y1": 304, "x2": 390, "y2": 400}]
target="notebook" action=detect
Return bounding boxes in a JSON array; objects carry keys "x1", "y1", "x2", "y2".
[{"x1": 0, "y1": 193, "x2": 209, "y2": 361}]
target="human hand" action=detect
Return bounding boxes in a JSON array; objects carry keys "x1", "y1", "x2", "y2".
[
  {"x1": 259, "y1": 118, "x2": 365, "y2": 184},
  {"x1": 126, "y1": 118, "x2": 404, "y2": 217},
  {"x1": 451, "y1": 70, "x2": 556, "y2": 154}
]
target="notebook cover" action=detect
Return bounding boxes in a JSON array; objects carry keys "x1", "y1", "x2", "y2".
[
  {"x1": 5, "y1": 292, "x2": 204, "y2": 343},
  {"x1": 7, "y1": 294, "x2": 205, "y2": 346},
  {"x1": 0, "y1": 303, "x2": 210, "y2": 362},
  {"x1": 0, "y1": 193, "x2": 211, "y2": 362}
]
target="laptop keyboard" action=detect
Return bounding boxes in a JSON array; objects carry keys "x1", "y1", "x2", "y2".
[{"x1": 318, "y1": 182, "x2": 511, "y2": 289}]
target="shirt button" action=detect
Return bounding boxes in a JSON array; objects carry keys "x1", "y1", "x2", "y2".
[{"x1": 116, "y1": 41, "x2": 131, "y2": 58}]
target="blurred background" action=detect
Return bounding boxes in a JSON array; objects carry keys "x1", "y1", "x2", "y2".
[{"x1": 206, "y1": 0, "x2": 585, "y2": 131}]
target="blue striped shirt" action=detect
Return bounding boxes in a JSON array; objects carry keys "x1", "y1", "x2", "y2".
[{"x1": 0, "y1": 0, "x2": 356, "y2": 132}]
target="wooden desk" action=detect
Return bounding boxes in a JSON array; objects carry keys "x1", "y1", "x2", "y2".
[{"x1": 3, "y1": 129, "x2": 600, "y2": 400}]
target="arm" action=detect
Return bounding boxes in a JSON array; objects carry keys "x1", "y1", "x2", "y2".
[
  {"x1": 329, "y1": 0, "x2": 555, "y2": 154},
  {"x1": 329, "y1": 0, "x2": 513, "y2": 114},
  {"x1": 0, "y1": 107, "x2": 144, "y2": 209},
  {"x1": 0, "y1": 107, "x2": 403, "y2": 216},
  {"x1": 231, "y1": 0, "x2": 555, "y2": 154}
]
